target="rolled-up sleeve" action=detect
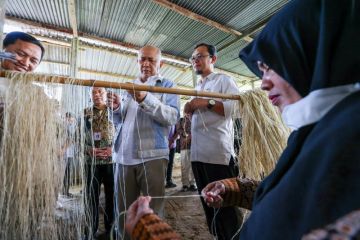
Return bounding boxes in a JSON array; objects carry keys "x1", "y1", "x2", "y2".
[{"x1": 139, "y1": 91, "x2": 179, "y2": 126}]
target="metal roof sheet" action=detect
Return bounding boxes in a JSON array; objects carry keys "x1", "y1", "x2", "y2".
[
  {"x1": 4, "y1": 0, "x2": 289, "y2": 88},
  {"x1": 7, "y1": 0, "x2": 70, "y2": 28}
]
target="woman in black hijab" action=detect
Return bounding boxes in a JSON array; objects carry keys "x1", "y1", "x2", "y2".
[
  {"x1": 123, "y1": 0, "x2": 360, "y2": 239},
  {"x1": 233, "y1": 0, "x2": 360, "y2": 239}
]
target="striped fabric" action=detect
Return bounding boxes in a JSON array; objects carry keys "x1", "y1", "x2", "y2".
[
  {"x1": 220, "y1": 177, "x2": 259, "y2": 210},
  {"x1": 132, "y1": 213, "x2": 181, "y2": 240}
]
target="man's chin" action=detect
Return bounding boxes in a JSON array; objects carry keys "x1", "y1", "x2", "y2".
[
  {"x1": 195, "y1": 70, "x2": 203, "y2": 75},
  {"x1": 141, "y1": 73, "x2": 153, "y2": 80}
]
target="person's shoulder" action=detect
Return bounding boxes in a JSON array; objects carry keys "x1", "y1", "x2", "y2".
[
  {"x1": 160, "y1": 77, "x2": 176, "y2": 88},
  {"x1": 212, "y1": 72, "x2": 233, "y2": 81},
  {"x1": 84, "y1": 107, "x2": 92, "y2": 117}
]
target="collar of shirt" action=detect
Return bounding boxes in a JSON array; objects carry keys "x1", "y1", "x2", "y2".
[
  {"x1": 198, "y1": 72, "x2": 216, "y2": 86},
  {"x1": 282, "y1": 82, "x2": 360, "y2": 131},
  {"x1": 134, "y1": 74, "x2": 163, "y2": 86}
]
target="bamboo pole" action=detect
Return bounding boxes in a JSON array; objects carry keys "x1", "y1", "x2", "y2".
[{"x1": 0, "y1": 71, "x2": 242, "y2": 100}]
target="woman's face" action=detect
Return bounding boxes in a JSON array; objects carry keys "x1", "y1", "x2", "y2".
[{"x1": 258, "y1": 61, "x2": 302, "y2": 112}]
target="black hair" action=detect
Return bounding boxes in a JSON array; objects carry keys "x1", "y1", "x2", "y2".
[
  {"x1": 65, "y1": 112, "x2": 75, "y2": 118},
  {"x1": 3, "y1": 32, "x2": 45, "y2": 60},
  {"x1": 194, "y1": 43, "x2": 217, "y2": 57}
]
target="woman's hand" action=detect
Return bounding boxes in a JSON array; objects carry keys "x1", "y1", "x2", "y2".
[
  {"x1": 201, "y1": 181, "x2": 226, "y2": 208},
  {"x1": 125, "y1": 196, "x2": 154, "y2": 235}
]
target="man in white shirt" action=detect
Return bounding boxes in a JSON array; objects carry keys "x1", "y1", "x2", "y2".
[
  {"x1": 184, "y1": 43, "x2": 242, "y2": 240},
  {"x1": 107, "y1": 45, "x2": 179, "y2": 239}
]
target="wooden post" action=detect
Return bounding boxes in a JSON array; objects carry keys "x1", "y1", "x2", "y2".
[
  {"x1": 69, "y1": 37, "x2": 79, "y2": 78},
  {"x1": 0, "y1": 0, "x2": 6, "y2": 50}
]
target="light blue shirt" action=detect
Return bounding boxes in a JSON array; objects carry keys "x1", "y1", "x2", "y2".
[{"x1": 112, "y1": 75, "x2": 180, "y2": 165}]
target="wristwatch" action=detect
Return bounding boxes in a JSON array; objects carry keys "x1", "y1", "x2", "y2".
[{"x1": 207, "y1": 99, "x2": 216, "y2": 109}]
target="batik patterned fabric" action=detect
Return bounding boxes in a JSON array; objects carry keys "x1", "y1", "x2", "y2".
[
  {"x1": 175, "y1": 117, "x2": 191, "y2": 151},
  {"x1": 132, "y1": 213, "x2": 181, "y2": 240},
  {"x1": 220, "y1": 177, "x2": 259, "y2": 210},
  {"x1": 84, "y1": 106, "x2": 114, "y2": 165},
  {"x1": 302, "y1": 210, "x2": 360, "y2": 240}
]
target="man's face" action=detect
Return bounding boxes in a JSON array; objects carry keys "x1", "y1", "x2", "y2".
[
  {"x1": 2, "y1": 39, "x2": 42, "y2": 72},
  {"x1": 137, "y1": 47, "x2": 162, "y2": 82},
  {"x1": 258, "y1": 62, "x2": 302, "y2": 112},
  {"x1": 190, "y1": 45, "x2": 215, "y2": 75},
  {"x1": 92, "y1": 87, "x2": 107, "y2": 107}
]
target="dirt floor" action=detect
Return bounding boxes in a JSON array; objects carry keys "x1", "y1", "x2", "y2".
[
  {"x1": 57, "y1": 155, "x2": 213, "y2": 239},
  {"x1": 163, "y1": 157, "x2": 213, "y2": 240}
]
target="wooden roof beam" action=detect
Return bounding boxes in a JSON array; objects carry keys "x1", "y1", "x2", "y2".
[
  {"x1": 67, "y1": 0, "x2": 78, "y2": 37},
  {"x1": 152, "y1": 0, "x2": 252, "y2": 42}
]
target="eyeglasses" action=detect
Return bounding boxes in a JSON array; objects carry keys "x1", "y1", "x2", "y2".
[{"x1": 189, "y1": 54, "x2": 211, "y2": 62}]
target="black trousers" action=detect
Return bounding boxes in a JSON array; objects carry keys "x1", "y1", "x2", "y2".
[
  {"x1": 192, "y1": 158, "x2": 242, "y2": 240},
  {"x1": 62, "y1": 157, "x2": 72, "y2": 195},
  {"x1": 85, "y1": 164, "x2": 114, "y2": 235},
  {"x1": 166, "y1": 148, "x2": 176, "y2": 182}
]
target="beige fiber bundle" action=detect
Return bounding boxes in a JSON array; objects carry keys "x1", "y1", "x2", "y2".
[
  {"x1": 237, "y1": 89, "x2": 290, "y2": 181},
  {"x1": 0, "y1": 72, "x2": 85, "y2": 239}
]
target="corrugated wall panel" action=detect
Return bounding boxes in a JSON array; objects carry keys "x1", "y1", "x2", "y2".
[{"x1": 42, "y1": 44, "x2": 71, "y2": 63}]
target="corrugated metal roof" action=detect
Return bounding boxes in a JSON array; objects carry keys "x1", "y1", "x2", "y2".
[
  {"x1": 171, "y1": 0, "x2": 255, "y2": 26},
  {"x1": 227, "y1": 0, "x2": 289, "y2": 32},
  {"x1": 216, "y1": 39, "x2": 249, "y2": 65},
  {"x1": 4, "y1": 0, "x2": 290, "y2": 88},
  {"x1": 7, "y1": 0, "x2": 70, "y2": 28},
  {"x1": 125, "y1": 1, "x2": 169, "y2": 46}
]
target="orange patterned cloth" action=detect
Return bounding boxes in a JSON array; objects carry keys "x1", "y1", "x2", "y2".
[
  {"x1": 132, "y1": 213, "x2": 181, "y2": 240},
  {"x1": 131, "y1": 180, "x2": 360, "y2": 240},
  {"x1": 220, "y1": 177, "x2": 259, "y2": 210},
  {"x1": 302, "y1": 210, "x2": 360, "y2": 240}
]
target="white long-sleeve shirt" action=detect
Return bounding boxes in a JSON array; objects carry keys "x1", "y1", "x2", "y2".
[{"x1": 191, "y1": 72, "x2": 240, "y2": 165}]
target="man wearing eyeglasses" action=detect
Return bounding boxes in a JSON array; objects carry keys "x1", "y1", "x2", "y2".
[
  {"x1": 107, "y1": 45, "x2": 179, "y2": 239},
  {"x1": 184, "y1": 43, "x2": 242, "y2": 240}
]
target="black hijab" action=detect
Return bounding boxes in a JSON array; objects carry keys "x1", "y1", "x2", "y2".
[
  {"x1": 237, "y1": 3, "x2": 360, "y2": 239},
  {"x1": 239, "y1": 0, "x2": 360, "y2": 97}
]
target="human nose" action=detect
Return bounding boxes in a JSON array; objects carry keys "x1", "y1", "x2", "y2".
[
  {"x1": 93, "y1": 92, "x2": 101, "y2": 98},
  {"x1": 18, "y1": 56, "x2": 30, "y2": 67},
  {"x1": 141, "y1": 59, "x2": 150, "y2": 66},
  {"x1": 260, "y1": 74, "x2": 273, "y2": 91},
  {"x1": 190, "y1": 56, "x2": 201, "y2": 63}
]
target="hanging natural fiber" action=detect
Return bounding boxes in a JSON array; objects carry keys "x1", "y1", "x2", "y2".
[
  {"x1": 237, "y1": 89, "x2": 290, "y2": 181},
  {"x1": 0, "y1": 72, "x2": 86, "y2": 239},
  {"x1": 0, "y1": 71, "x2": 291, "y2": 238}
]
